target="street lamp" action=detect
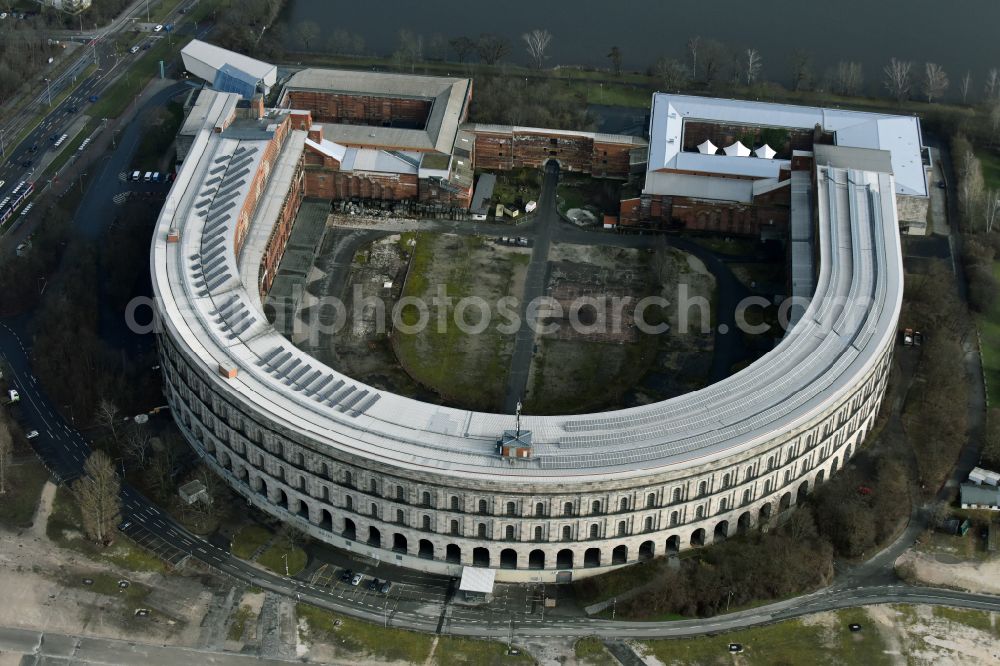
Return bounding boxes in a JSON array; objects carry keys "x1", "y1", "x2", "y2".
[
  {"x1": 43, "y1": 78, "x2": 52, "y2": 106},
  {"x1": 282, "y1": 552, "x2": 289, "y2": 576}
]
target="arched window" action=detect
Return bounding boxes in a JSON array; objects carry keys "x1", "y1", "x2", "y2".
[
  {"x1": 767, "y1": 456, "x2": 775, "y2": 471},
  {"x1": 370, "y1": 479, "x2": 377, "y2": 493},
  {"x1": 422, "y1": 514, "x2": 431, "y2": 530},
  {"x1": 478, "y1": 499, "x2": 489, "y2": 514},
  {"x1": 695, "y1": 505, "x2": 704, "y2": 519},
  {"x1": 722, "y1": 473, "x2": 731, "y2": 488},
  {"x1": 672, "y1": 488, "x2": 681, "y2": 503},
  {"x1": 345, "y1": 495, "x2": 353, "y2": 510},
  {"x1": 589, "y1": 523, "x2": 600, "y2": 538},
  {"x1": 344, "y1": 470, "x2": 353, "y2": 487},
  {"x1": 477, "y1": 523, "x2": 487, "y2": 538},
  {"x1": 535, "y1": 502, "x2": 545, "y2": 517},
  {"x1": 619, "y1": 497, "x2": 629, "y2": 512},
  {"x1": 697, "y1": 481, "x2": 707, "y2": 497},
  {"x1": 646, "y1": 493, "x2": 656, "y2": 509},
  {"x1": 742, "y1": 489, "x2": 751, "y2": 505},
  {"x1": 370, "y1": 503, "x2": 378, "y2": 518},
  {"x1": 617, "y1": 521, "x2": 627, "y2": 536},
  {"x1": 670, "y1": 511, "x2": 678, "y2": 526},
  {"x1": 451, "y1": 495, "x2": 460, "y2": 511},
  {"x1": 591, "y1": 500, "x2": 602, "y2": 514},
  {"x1": 422, "y1": 491, "x2": 431, "y2": 507},
  {"x1": 506, "y1": 501, "x2": 517, "y2": 516},
  {"x1": 563, "y1": 502, "x2": 574, "y2": 516},
  {"x1": 396, "y1": 485, "x2": 404, "y2": 501},
  {"x1": 562, "y1": 525, "x2": 572, "y2": 541},
  {"x1": 396, "y1": 509, "x2": 404, "y2": 524},
  {"x1": 450, "y1": 519, "x2": 459, "y2": 535},
  {"x1": 745, "y1": 466, "x2": 754, "y2": 481},
  {"x1": 719, "y1": 498, "x2": 728, "y2": 512},
  {"x1": 644, "y1": 516, "x2": 653, "y2": 532},
  {"x1": 534, "y1": 526, "x2": 543, "y2": 541},
  {"x1": 505, "y1": 525, "x2": 515, "y2": 540}
]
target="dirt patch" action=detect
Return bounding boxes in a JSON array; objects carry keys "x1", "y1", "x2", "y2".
[{"x1": 896, "y1": 549, "x2": 1000, "y2": 594}]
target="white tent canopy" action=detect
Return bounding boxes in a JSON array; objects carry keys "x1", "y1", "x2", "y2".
[
  {"x1": 459, "y1": 567, "x2": 496, "y2": 594},
  {"x1": 724, "y1": 141, "x2": 751, "y2": 157},
  {"x1": 754, "y1": 144, "x2": 777, "y2": 159},
  {"x1": 697, "y1": 139, "x2": 718, "y2": 155}
]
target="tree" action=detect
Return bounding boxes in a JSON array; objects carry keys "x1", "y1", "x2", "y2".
[
  {"x1": 607, "y1": 46, "x2": 623, "y2": 77},
  {"x1": 123, "y1": 422, "x2": 152, "y2": 470},
  {"x1": 522, "y1": 29, "x2": 552, "y2": 69},
  {"x1": 921, "y1": 62, "x2": 949, "y2": 103},
  {"x1": 960, "y1": 71, "x2": 972, "y2": 104},
  {"x1": 744, "y1": 48, "x2": 763, "y2": 86},
  {"x1": 0, "y1": 411, "x2": 12, "y2": 495},
  {"x1": 700, "y1": 39, "x2": 726, "y2": 86},
  {"x1": 687, "y1": 36, "x2": 700, "y2": 78},
  {"x1": 95, "y1": 397, "x2": 121, "y2": 443},
  {"x1": 449, "y1": 36, "x2": 476, "y2": 63},
  {"x1": 654, "y1": 57, "x2": 689, "y2": 91},
  {"x1": 883, "y1": 57, "x2": 913, "y2": 102},
  {"x1": 983, "y1": 189, "x2": 1000, "y2": 233},
  {"x1": 295, "y1": 20, "x2": 320, "y2": 51},
  {"x1": 72, "y1": 450, "x2": 122, "y2": 546},
  {"x1": 986, "y1": 68, "x2": 1000, "y2": 101},
  {"x1": 831, "y1": 61, "x2": 864, "y2": 96},
  {"x1": 476, "y1": 33, "x2": 510, "y2": 66},
  {"x1": 789, "y1": 49, "x2": 812, "y2": 92},
  {"x1": 394, "y1": 29, "x2": 424, "y2": 72}
]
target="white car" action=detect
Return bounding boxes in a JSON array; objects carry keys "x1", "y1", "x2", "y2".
[
  {"x1": 350, "y1": 573, "x2": 363, "y2": 586},
  {"x1": 7, "y1": 389, "x2": 19, "y2": 403},
  {"x1": 0, "y1": 179, "x2": 5, "y2": 189},
  {"x1": 25, "y1": 430, "x2": 38, "y2": 440},
  {"x1": 130, "y1": 45, "x2": 140, "y2": 54},
  {"x1": 153, "y1": 24, "x2": 163, "y2": 32},
  {"x1": 0, "y1": 13, "x2": 7, "y2": 19}
]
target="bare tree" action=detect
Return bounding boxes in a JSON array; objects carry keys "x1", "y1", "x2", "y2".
[
  {"x1": 72, "y1": 450, "x2": 121, "y2": 546},
  {"x1": 607, "y1": 46, "x2": 623, "y2": 77},
  {"x1": 700, "y1": 39, "x2": 726, "y2": 86},
  {"x1": 0, "y1": 411, "x2": 12, "y2": 495},
  {"x1": 921, "y1": 62, "x2": 949, "y2": 103},
  {"x1": 789, "y1": 49, "x2": 812, "y2": 92},
  {"x1": 958, "y1": 146, "x2": 984, "y2": 221},
  {"x1": 123, "y1": 422, "x2": 152, "y2": 470},
  {"x1": 986, "y1": 68, "x2": 1000, "y2": 101},
  {"x1": 960, "y1": 71, "x2": 972, "y2": 104},
  {"x1": 477, "y1": 33, "x2": 510, "y2": 66},
  {"x1": 831, "y1": 61, "x2": 864, "y2": 96},
  {"x1": 983, "y1": 189, "x2": 1000, "y2": 233},
  {"x1": 295, "y1": 20, "x2": 320, "y2": 51},
  {"x1": 744, "y1": 48, "x2": 763, "y2": 86},
  {"x1": 687, "y1": 36, "x2": 700, "y2": 78},
  {"x1": 883, "y1": 57, "x2": 913, "y2": 102},
  {"x1": 449, "y1": 36, "x2": 476, "y2": 63},
  {"x1": 522, "y1": 29, "x2": 552, "y2": 69},
  {"x1": 991, "y1": 101, "x2": 1000, "y2": 144},
  {"x1": 94, "y1": 397, "x2": 120, "y2": 443},
  {"x1": 394, "y1": 29, "x2": 424, "y2": 72},
  {"x1": 655, "y1": 57, "x2": 690, "y2": 91}
]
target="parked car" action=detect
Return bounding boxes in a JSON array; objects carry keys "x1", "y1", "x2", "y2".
[
  {"x1": 7, "y1": 389, "x2": 19, "y2": 403},
  {"x1": 88, "y1": 95, "x2": 99, "y2": 103},
  {"x1": 338, "y1": 569, "x2": 353, "y2": 583},
  {"x1": 25, "y1": 430, "x2": 38, "y2": 440},
  {"x1": 350, "y1": 573, "x2": 363, "y2": 586},
  {"x1": 153, "y1": 24, "x2": 163, "y2": 32},
  {"x1": 367, "y1": 578, "x2": 380, "y2": 592},
  {"x1": 144, "y1": 172, "x2": 152, "y2": 182},
  {"x1": 132, "y1": 170, "x2": 141, "y2": 181},
  {"x1": 130, "y1": 45, "x2": 140, "y2": 54},
  {"x1": 379, "y1": 581, "x2": 392, "y2": 594}
]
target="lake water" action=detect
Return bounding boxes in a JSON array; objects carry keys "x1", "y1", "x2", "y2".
[{"x1": 280, "y1": 0, "x2": 1000, "y2": 99}]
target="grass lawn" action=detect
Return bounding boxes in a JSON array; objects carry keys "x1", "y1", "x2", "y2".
[
  {"x1": 297, "y1": 603, "x2": 434, "y2": 663},
  {"x1": 230, "y1": 525, "x2": 272, "y2": 559},
  {"x1": 976, "y1": 261, "x2": 1000, "y2": 405},
  {"x1": 227, "y1": 604, "x2": 255, "y2": 641},
  {"x1": 89, "y1": 36, "x2": 181, "y2": 122},
  {"x1": 977, "y1": 149, "x2": 1000, "y2": 190},
  {"x1": 932, "y1": 606, "x2": 1000, "y2": 636},
  {"x1": 644, "y1": 609, "x2": 892, "y2": 666},
  {"x1": 574, "y1": 637, "x2": 613, "y2": 664},
  {"x1": 65, "y1": 570, "x2": 152, "y2": 604},
  {"x1": 0, "y1": 458, "x2": 50, "y2": 529},
  {"x1": 433, "y1": 635, "x2": 534, "y2": 665},
  {"x1": 256, "y1": 540, "x2": 308, "y2": 576}
]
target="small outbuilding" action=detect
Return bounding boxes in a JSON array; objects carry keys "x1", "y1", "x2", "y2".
[{"x1": 459, "y1": 566, "x2": 496, "y2": 603}]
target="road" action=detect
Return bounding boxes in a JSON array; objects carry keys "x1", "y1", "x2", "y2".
[{"x1": 0, "y1": 0, "x2": 193, "y2": 219}]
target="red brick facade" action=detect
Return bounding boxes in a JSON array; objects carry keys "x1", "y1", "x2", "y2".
[
  {"x1": 285, "y1": 91, "x2": 432, "y2": 134},
  {"x1": 472, "y1": 127, "x2": 635, "y2": 179}
]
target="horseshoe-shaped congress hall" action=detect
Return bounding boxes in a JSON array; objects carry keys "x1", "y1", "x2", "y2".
[{"x1": 152, "y1": 82, "x2": 915, "y2": 582}]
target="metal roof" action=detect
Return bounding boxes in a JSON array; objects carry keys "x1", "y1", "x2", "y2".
[
  {"x1": 181, "y1": 39, "x2": 277, "y2": 87},
  {"x1": 283, "y1": 68, "x2": 472, "y2": 155},
  {"x1": 152, "y1": 93, "x2": 904, "y2": 484},
  {"x1": 648, "y1": 93, "x2": 928, "y2": 198}
]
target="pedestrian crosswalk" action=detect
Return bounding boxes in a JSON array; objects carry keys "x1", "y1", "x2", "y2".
[{"x1": 112, "y1": 192, "x2": 130, "y2": 205}]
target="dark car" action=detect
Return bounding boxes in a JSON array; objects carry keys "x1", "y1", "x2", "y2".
[
  {"x1": 20, "y1": 160, "x2": 31, "y2": 168},
  {"x1": 367, "y1": 578, "x2": 380, "y2": 591},
  {"x1": 379, "y1": 581, "x2": 392, "y2": 594},
  {"x1": 88, "y1": 95, "x2": 99, "y2": 103},
  {"x1": 28, "y1": 143, "x2": 38, "y2": 152},
  {"x1": 339, "y1": 569, "x2": 353, "y2": 583}
]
